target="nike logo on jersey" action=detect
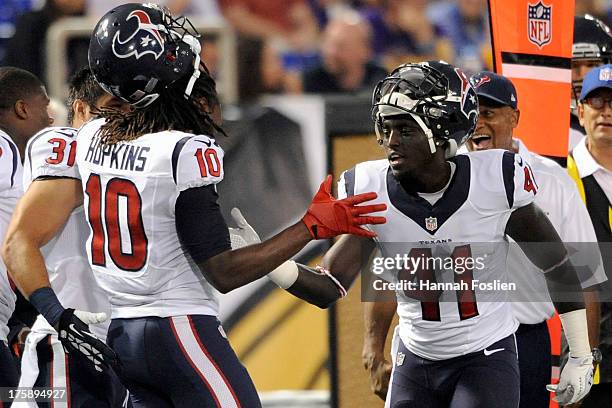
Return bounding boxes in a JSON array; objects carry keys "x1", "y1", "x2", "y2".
[
  {"x1": 195, "y1": 139, "x2": 212, "y2": 147},
  {"x1": 483, "y1": 348, "x2": 504, "y2": 356}
]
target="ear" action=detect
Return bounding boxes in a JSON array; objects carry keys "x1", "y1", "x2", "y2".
[
  {"x1": 13, "y1": 100, "x2": 28, "y2": 120},
  {"x1": 512, "y1": 109, "x2": 520, "y2": 128},
  {"x1": 578, "y1": 103, "x2": 585, "y2": 127},
  {"x1": 72, "y1": 99, "x2": 88, "y2": 124}
]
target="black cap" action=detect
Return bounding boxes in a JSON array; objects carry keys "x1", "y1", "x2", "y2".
[{"x1": 470, "y1": 71, "x2": 518, "y2": 109}]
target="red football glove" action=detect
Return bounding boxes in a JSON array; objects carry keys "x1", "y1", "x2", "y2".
[{"x1": 302, "y1": 175, "x2": 387, "y2": 239}]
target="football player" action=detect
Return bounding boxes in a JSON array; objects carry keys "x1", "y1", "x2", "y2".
[
  {"x1": 569, "y1": 14, "x2": 611, "y2": 150},
  {"x1": 258, "y1": 61, "x2": 596, "y2": 407},
  {"x1": 2, "y1": 67, "x2": 130, "y2": 406},
  {"x1": 0, "y1": 67, "x2": 53, "y2": 388},
  {"x1": 17, "y1": 4, "x2": 386, "y2": 407}
]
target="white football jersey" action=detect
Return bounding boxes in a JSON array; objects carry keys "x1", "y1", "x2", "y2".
[
  {"x1": 339, "y1": 150, "x2": 537, "y2": 360},
  {"x1": 23, "y1": 127, "x2": 111, "y2": 339},
  {"x1": 0, "y1": 130, "x2": 20, "y2": 341},
  {"x1": 508, "y1": 139, "x2": 606, "y2": 324},
  {"x1": 76, "y1": 119, "x2": 225, "y2": 319}
]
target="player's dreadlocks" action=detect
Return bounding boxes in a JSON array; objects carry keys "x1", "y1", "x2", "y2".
[
  {"x1": 95, "y1": 65, "x2": 225, "y2": 145},
  {"x1": 66, "y1": 67, "x2": 107, "y2": 126}
]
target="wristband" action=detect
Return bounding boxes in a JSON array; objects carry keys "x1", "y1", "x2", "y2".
[
  {"x1": 29, "y1": 287, "x2": 65, "y2": 327},
  {"x1": 267, "y1": 261, "x2": 299, "y2": 289}
]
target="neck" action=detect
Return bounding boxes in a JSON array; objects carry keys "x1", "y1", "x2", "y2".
[
  {"x1": 400, "y1": 160, "x2": 451, "y2": 194},
  {"x1": 587, "y1": 138, "x2": 612, "y2": 171}
]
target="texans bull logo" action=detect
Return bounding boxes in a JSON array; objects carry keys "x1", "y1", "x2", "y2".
[
  {"x1": 112, "y1": 10, "x2": 165, "y2": 60},
  {"x1": 454, "y1": 67, "x2": 478, "y2": 120}
]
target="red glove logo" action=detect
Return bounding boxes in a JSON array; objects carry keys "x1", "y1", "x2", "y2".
[{"x1": 302, "y1": 175, "x2": 387, "y2": 239}]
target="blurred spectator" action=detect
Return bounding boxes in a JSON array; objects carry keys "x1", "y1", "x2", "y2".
[
  {"x1": 300, "y1": 12, "x2": 387, "y2": 94},
  {"x1": 86, "y1": 0, "x2": 223, "y2": 21},
  {"x1": 429, "y1": 0, "x2": 491, "y2": 74},
  {"x1": 0, "y1": 0, "x2": 37, "y2": 64},
  {"x1": 360, "y1": 0, "x2": 444, "y2": 69},
  {"x1": 219, "y1": 0, "x2": 319, "y2": 52},
  {"x1": 3, "y1": 0, "x2": 85, "y2": 83},
  {"x1": 235, "y1": 38, "x2": 301, "y2": 101}
]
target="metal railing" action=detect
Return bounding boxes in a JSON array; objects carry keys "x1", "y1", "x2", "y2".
[{"x1": 45, "y1": 17, "x2": 238, "y2": 103}]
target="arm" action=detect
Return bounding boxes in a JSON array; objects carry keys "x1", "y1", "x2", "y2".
[
  {"x1": 506, "y1": 203, "x2": 593, "y2": 404},
  {"x1": 228, "y1": 207, "x2": 377, "y2": 308},
  {"x1": 584, "y1": 287, "x2": 600, "y2": 348},
  {"x1": 180, "y1": 176, "x2": 386, "y2": 294},
  {"x1": 286, "y1": 234, "x2": 376, "y2": 308},
  {"x1": 2, "y1": 178, "x2": 116, "y2": 371},
  {"x1": 362, "y1": 300, "x2": 396, "y2": 400},
  {"x1": 2, "y1": 178, "x2": 82, "y2": 297},
  {"x1": 506, "y1": 203, "x2": 585, "y2": 314}
]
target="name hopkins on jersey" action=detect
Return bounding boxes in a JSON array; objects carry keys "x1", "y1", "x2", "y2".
[{"x1": 83, "y1": 136, "x2": 150, "y2": 172}]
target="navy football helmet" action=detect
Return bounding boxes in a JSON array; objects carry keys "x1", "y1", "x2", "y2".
[
  {"x1": 371, "y1": 60, "x2": 478, "y2": 157},
  {"x1": 89, "y1": 3, "x2": 204, "y2": 108}
]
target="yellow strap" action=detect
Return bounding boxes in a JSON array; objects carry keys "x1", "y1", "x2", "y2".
[
  {"x1": 594, "y1": 363, "x2": 600, "y2": 385},
  {"x1": 567, "y1": 155, "x2": 586, "y2": 203}
]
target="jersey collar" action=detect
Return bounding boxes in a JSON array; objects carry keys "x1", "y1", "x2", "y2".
[{"x1": 572, "y1": 136, "x2": 607, "y2": 179}]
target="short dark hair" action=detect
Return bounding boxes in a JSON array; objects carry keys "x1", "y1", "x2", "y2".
[
  {"x1": 0, "y1": 67, "x2": 45, "y2": 111},
  {"x1": 66, "y1": 67, "x2": 107, "y2": 125}
]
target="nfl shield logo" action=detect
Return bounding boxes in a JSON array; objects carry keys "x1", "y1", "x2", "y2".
[
  {"x1": 528, "y1": 1, "x2": 552, "y2": 48},
  {"x1": 425, "y1": 216, "x2": 438, "y2": 231}
]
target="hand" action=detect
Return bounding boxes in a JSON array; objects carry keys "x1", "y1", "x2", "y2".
[
  {"x1": 363, "y1": 350, "x2": 392, "y2": 401},
  {"x1": 547, "y1": 355, "x2": 593, "y2": 405},
  {"x1": 57, "y1": 309, "x2": 119, "y2": 372},
  {"x1": 302, "y1": 175, "x2": 387, "y2": 239},
  {"x1": 228, "y1": 208, "x2": 261, "y2": 249}
]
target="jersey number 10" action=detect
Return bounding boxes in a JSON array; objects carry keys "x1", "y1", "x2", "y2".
[{"x1": 85, "y1": 174, "x2": 148, "y2": 271}]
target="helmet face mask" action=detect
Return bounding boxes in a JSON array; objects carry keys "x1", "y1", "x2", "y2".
[
  {"x1": 372, "y1": 61, "x2": 478, "y2": 157},
  {"x1": 89, "y1": 3, "x2": 203, "y2": 108}
]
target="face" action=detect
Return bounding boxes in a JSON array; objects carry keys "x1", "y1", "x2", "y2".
[
  {"x1": 578, "y1": 88, "x2": 612, "y2": 146},
  {"x1": 572, "y1": 59, "x2": 603, "y2": 96},
  {"x1": 322, "y1": 22, "x2": 369, "y2": 74},
  {"x1": 380, "y1": 116, "x2": 437, "y2": 180},
  {"x1": 23, "y1": 87, "x2": 53, "y2": 136},
  {"x1": 467, "y1": 101, "x2": 518, "y2": 151}
]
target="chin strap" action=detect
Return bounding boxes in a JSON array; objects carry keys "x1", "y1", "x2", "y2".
[
  {"x1": 410, "y1": 114, "x2": 437, "y2": 154},
  {"x1": 182, "y1": 34, "x2": 202, "y2": 99}
]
